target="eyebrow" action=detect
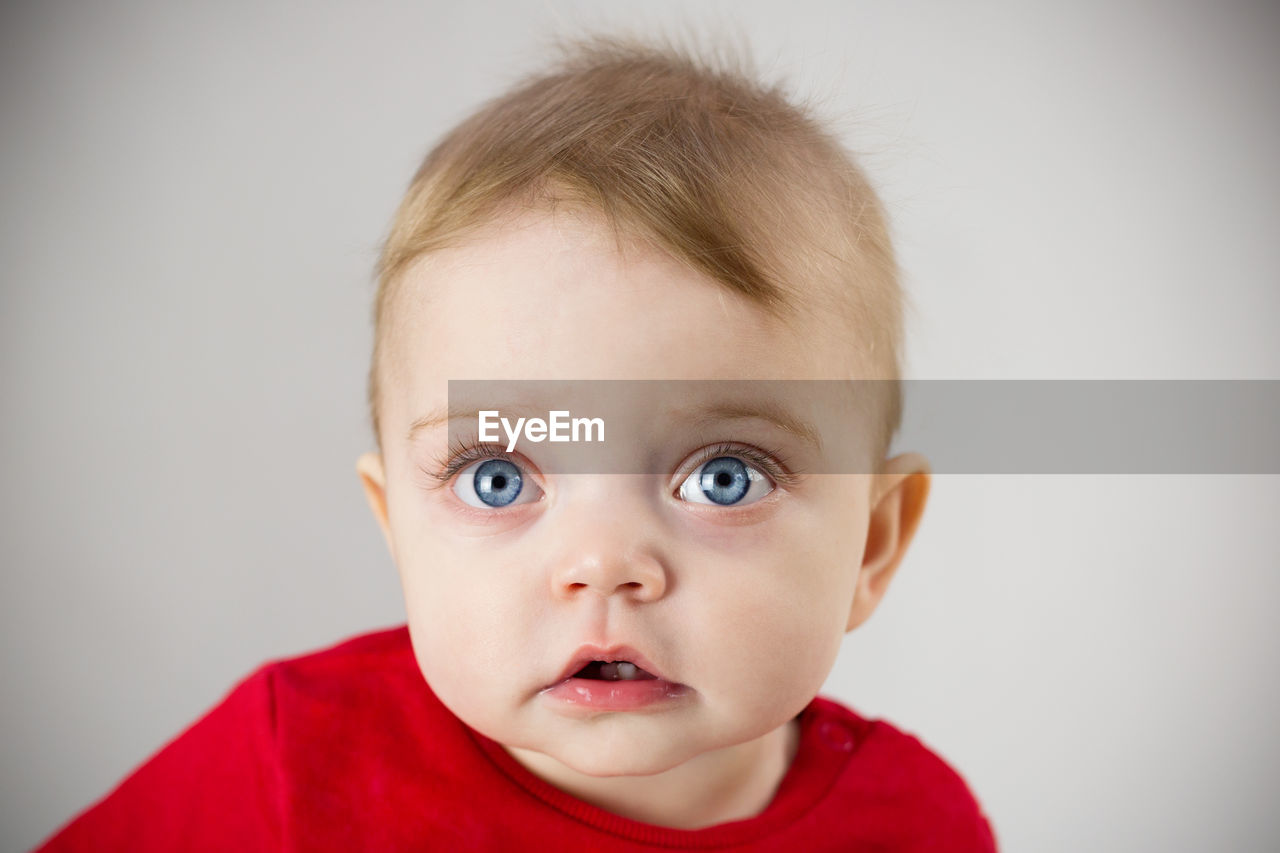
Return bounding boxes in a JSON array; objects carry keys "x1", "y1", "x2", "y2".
[
  {"x1": 406, "y1": 405, "x2": 541, "y2": 443},
  {"x1": 407, "y1": 399, "x2": 823, "y2": 451},
  {"x1": 684, "y1": 399, "x2": 824, "y2": 451}
]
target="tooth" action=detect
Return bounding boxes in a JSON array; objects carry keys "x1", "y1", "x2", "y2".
[{"x1": 616, "y1": 661, "x2": 638, "y2": 680}]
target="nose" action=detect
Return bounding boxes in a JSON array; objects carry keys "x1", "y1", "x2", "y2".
[{"x1": 548, "y1": 517, "x2": 669, "y2": 603}]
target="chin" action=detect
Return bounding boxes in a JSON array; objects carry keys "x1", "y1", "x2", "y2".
[{"x1": 553, "y1": 739, "x2": 690, "y2": 778}]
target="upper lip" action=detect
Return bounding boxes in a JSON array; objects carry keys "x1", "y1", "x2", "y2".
[{"x1": 547, "y1": 643, "x2": 673, "y2": 687}]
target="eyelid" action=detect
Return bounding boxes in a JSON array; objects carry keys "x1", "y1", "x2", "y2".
[
  {"x1": 421, "y1": 437, "x2": 800, "y2": 493},
  {"x1": 421, "y1": 437, "x2": 541, "y2": 492},
  {"x1": 675, "y1": 441, "x2": 800, "y2": 490}
]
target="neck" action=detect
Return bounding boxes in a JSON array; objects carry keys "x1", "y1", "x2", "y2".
[{"x1": 502, "y1": 717, "x2": 802, "y2": 830}]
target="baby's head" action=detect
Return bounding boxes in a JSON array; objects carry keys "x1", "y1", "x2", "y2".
[{"x1": 355, "y1": 33, "x2": 929, "y2": 816}]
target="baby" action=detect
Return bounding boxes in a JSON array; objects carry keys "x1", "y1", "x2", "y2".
[{"x1": 37, "y1": 33, "x2": 997, "y2": 851}]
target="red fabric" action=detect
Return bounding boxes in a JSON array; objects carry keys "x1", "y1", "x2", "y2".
[{"x1": 35, "y1": 625, "x2": 998, "y2": 851}]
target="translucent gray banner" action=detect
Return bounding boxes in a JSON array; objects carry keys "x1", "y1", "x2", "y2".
[{"x1": 426, "y1": 380, "x2": 1280, "y2": 474}]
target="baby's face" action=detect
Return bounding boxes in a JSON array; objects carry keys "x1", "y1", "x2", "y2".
[{"x1": 359, "y1": 205, "x2": 893, "y2": 779}]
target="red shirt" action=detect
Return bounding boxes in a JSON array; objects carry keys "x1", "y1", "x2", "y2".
[{"x1": 36, "y1": 625, "x2": 998, "y2": 851}]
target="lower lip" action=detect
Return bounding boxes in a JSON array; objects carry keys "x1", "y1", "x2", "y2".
[{"x1": 541, "y1": 677, "x2": 690, "y2": 712}]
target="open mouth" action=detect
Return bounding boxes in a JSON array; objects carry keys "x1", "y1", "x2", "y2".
[
  {"x1": 571, "y1": 660, "x2": 659, "y2": 681},
  {"x1": 542, "y1": 644, "x2": 690, "y2": 711},
  {"x1": 544, "y1": 643, "x2": 678, "y2": 693}
]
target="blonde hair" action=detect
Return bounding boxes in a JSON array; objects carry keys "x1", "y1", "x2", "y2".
[{"x1": 368, "y1": 31, "x2": 904, "y2": 462}]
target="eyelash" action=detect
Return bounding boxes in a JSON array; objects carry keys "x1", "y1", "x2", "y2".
[
  {"x1": 421, "y1": 437, "x2": 801, "y2": 492},
  {"x1": 424, "y1": 436, "x2": 523, "y2": 488}
]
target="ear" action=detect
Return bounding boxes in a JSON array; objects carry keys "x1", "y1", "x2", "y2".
[
  {"x1": 356, "y1": 452, "x2": 396, "y2": 563},
  {"x1": 846, "y1": 452, "x2": 931, "y2": 632}
]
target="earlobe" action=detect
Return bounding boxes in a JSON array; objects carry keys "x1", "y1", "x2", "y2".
[
  {"x1": 355, "y1": 452, "x2": 395, "y2": 561},
  {"x1": 846, "y1": 452, "x2": 932, "y2": 632}
]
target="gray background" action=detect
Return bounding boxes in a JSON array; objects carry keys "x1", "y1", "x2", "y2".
[{"x1": 3, "y1": 0, "x2": 1278, "y2": 849}]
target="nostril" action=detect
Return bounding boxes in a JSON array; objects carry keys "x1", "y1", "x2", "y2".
[{"x1": 554, "y1": 574, "x2": 664, "y2": 598}]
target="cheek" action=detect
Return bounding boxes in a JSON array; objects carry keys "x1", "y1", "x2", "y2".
[
  {"x1": 682, "y1": 505, "x2": 866, "y2": 703},
  {"x1": 695, "y1": 570, "x2": 848, "y2": 702},
  {"x1": 394, "y1": 539, "x2": 535, "y2": 709}
]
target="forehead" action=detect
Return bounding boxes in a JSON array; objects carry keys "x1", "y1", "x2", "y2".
[{"x1": 388, "y1": 206, "x2": 857, "y2": 392}]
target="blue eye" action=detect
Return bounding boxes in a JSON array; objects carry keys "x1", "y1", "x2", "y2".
[
  {"x1": 452, "y1": 458, "x2": 541, "y2": 509},
  {"x1": 677, "y1": 456, "x2": 774, "y2": 506}
]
